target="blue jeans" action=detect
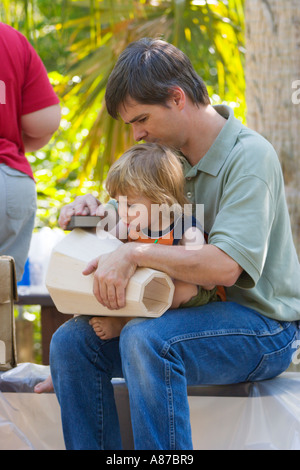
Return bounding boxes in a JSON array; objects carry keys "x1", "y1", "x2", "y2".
[{"x1": 50, "y1": 302, "x2": 300, "y2": 450}]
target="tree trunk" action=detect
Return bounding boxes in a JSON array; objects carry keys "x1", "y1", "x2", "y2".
[{"x1": 245, "y1": 0, "x2": 300, "y2": 255}]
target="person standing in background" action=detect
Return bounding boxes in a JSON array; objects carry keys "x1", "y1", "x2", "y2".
[{"x1": 0, "y1": 22, "x2": 61, "y2": 280}]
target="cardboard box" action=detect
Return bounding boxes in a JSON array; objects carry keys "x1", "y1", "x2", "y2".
[{"x1": 0, "y1": 256, "x2": 18, "y2": 370}]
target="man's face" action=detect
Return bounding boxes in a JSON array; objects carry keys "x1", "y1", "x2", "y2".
[{"x1": 118, "y1": 96, "x2": 186, "y2": 150}]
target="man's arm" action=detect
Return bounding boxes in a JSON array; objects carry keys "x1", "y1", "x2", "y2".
[
  {"x1": 133, "y1": 243, "x2": 242, "y2": 288},
  {"x1": 21, "y1": 104, "x2": 61, "y2": 152}
]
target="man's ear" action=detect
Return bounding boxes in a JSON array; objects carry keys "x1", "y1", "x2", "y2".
[{"x1": 170, "y1": 86, "x2": 186, "y2": 110}]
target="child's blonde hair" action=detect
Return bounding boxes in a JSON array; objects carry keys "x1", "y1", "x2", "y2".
[{"x1": 105, "y1": 143, "x2": 188, "y2": 210}]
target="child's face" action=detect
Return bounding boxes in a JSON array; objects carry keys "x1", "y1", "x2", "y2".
[{"x1": 117, "y1": 193, "x2": 153, "y2": 232}]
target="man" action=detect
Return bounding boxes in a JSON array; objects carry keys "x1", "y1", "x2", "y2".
[
  {"x1": 0, "y1": 22, "x2": 61, "y2": 280},
  {"x1": 50, "y1": 38, "x2": 300, "y2": 450}
]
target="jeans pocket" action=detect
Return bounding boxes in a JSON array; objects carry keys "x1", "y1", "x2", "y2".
[
  {"x1": 1, "y1": 165, "x2": 37, "y2": 219},
  {"x1": 246, "y1": 335, "x2": 296, "y2": 382}
]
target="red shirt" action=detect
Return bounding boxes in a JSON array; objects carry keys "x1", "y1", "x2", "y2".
[{"x1": 0, "y1": 23, "x2": 59, "y2": 178}]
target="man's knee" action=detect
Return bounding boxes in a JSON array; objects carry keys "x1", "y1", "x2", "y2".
[
  {"x1": 119, "y1": 317, "x2": 162, "y2": 375},
  {"x1": 50, "y1": 319, "x2": 72, "y2": 360},
  {"x1": 50, "y1": 316, "x2": 90, "y2": 361},
  {"x1": 120, "y1": 318, "x2": 150, "y2": 348}
]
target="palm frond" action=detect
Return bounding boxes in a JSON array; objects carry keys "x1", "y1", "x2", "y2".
[{"x1": 56, "y1": 0, "x2": 245, "y2": 186}]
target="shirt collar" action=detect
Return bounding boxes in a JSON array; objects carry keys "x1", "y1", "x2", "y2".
[{"x1": 182, "y1": 105, "x2": 243, "y2": 178}]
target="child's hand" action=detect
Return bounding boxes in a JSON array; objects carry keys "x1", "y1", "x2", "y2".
[{"x1": 58, "y1": 194, "x2": 102, "y2": 229}]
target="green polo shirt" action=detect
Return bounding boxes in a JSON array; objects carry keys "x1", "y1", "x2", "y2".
[{"x1": 182, "y1": 105, "x2": 300, "y2": 322}]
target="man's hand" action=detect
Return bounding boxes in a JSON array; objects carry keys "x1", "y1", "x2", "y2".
[
  {"x1": 58, "y1": 194, "x2": 104, "y2": 229},
  {"x1": 82, "y1": 244, "x2": 137, "y2": 310}
]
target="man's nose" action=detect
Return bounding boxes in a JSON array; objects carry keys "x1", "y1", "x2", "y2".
[{"x1": 133, "y1": 125, "x2": 147, "y2": 142}]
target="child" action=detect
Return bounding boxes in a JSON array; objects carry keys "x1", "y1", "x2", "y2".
[{"x1": 89, "y1": 143, "x2": 221, "y2": 340}]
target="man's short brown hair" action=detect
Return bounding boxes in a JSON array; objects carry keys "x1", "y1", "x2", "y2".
[{"x1": 105, "y1": 38, "x2": 210, "y2": 119}]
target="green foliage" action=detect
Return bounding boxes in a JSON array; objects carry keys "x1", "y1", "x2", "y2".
[
  {"x1": 1, "y1": 0, "x2": 246, "y2": 229},
  {"x1": 27, "y1": 70, "x2": 106, "y2": 229},
  {"x1": 57, "y1": 0, "x2": 245, "y2": 187}
]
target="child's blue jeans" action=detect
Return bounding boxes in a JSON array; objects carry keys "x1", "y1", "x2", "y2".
[{"x1": 50, "y1": 301, "x2": 300, "y2": 450}]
